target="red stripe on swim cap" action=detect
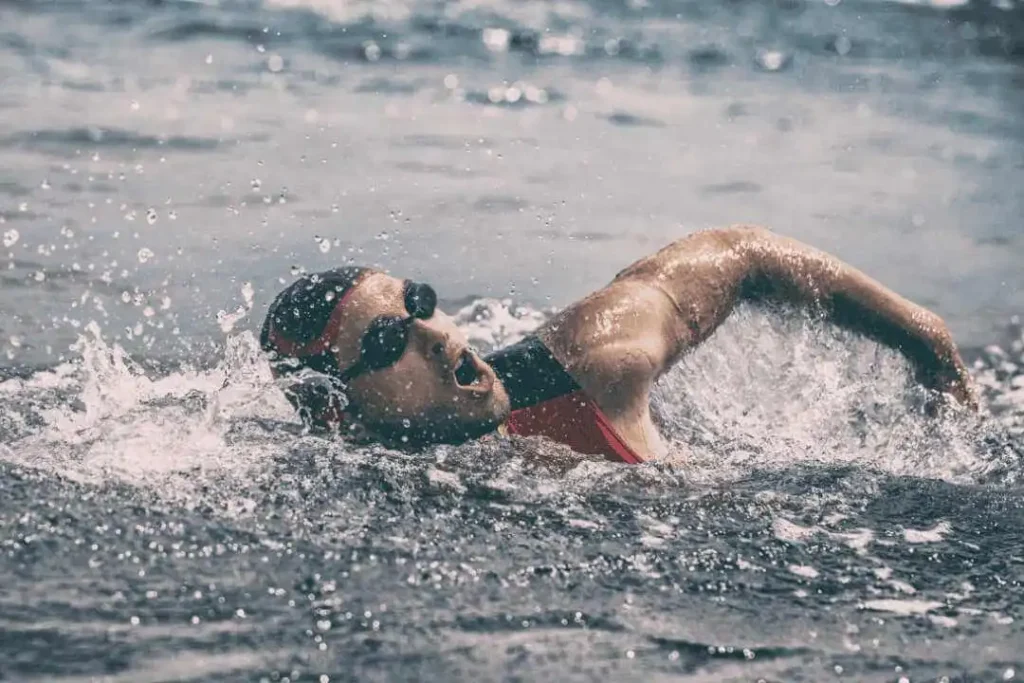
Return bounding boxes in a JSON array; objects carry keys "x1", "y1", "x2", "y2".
[{"x1": 266, "y1": 273, "x2": 365, "y2": 360}]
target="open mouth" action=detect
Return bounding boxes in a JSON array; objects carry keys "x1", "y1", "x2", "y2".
[{"x1": 453, "y1": 349, "x2": 481, "y2": 387}]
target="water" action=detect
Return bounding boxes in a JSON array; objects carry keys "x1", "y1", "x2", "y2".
[{"x1": 1, "y1": 0, "x2": 1024, "y2": 680}]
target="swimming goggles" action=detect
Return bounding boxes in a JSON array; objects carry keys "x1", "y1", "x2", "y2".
[{"x1": 337, "y1": 280, "x2": 437, "y2": 383}]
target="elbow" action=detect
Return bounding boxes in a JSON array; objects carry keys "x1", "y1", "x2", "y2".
[{"x1": 719, "y1": 224, "x2": 774, "y2": 250}]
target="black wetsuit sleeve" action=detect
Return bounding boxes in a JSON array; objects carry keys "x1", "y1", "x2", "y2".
[{"x1": 484, "y1": 336, "x2": 580, "y2": 411}]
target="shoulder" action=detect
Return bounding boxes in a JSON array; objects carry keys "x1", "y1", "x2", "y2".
[{"x1": 536, "y1": 280, "x2": 668, "y2": 412}]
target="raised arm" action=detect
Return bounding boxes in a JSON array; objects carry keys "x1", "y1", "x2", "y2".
[{"x1": 545, "y1": 225, "x2": 976, "y2": 409}]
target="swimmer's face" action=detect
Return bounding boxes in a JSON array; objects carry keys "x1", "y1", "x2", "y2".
[{"x1": 332, "y1": 272, "x2": 511, "y2": 446}]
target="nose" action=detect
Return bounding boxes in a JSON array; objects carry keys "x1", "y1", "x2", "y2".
[{"x1": 410, "y1": 317, "x2": 451, "y2": 359}]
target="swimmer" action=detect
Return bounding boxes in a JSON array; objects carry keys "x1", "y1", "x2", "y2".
[{"x1": 261, "y1": 225, "x2": 977, "y2": 462}]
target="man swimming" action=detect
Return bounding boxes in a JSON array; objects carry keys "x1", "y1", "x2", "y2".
[{"x1": 260, "y1": 225, "x2": 977, "y2": 463}]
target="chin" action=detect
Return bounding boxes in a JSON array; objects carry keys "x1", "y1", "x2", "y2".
[{"x1": 369, "y1": 408, "x2": 505, "y2": 451}]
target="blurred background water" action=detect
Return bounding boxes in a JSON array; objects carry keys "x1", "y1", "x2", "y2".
[{"x1": 1, "y1": 0, "x2": 1024, "y2": 680}]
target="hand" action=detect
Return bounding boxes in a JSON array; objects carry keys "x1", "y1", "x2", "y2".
[{"x1": 919, "y1": 326, "x2": 978, "y2": 412}]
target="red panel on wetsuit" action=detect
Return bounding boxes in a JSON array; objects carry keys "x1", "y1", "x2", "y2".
[{"x1": 504, "y1": 390, "x2": 643, "y2": 464}]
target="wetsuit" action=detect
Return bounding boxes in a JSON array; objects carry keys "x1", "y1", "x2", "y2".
[{"x1": 486, "y1": 336, "x2": 644, "y2": 464}]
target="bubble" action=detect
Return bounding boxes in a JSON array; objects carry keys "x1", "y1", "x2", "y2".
[
  {"x1": 235, "y1": 608, "x2": 246, "y2": 618},
  {"x1": 146, "y1": 208, "x2": 158, "y2": 225},
  {"x1": 3, "y1": 229, "x2": 19, "y2": 247},
  {"x1": 130, "y1": 616, "x2": 140, "y2": 626},
  {"x1": 267, "y1": 54, "x2": 284, "y2": 72},
  {"x1": 443, "y1": 74, "x2": 459, "y2": 89},
  {"x1": 33, "y1": 271, "x2": 45, "y2": 282},
  {"x1": 137, "y1": 248, "x2": 154, "y2": 264},
  {"x1": 316, "y1": 619, "x2": 331, "y2": 631}
]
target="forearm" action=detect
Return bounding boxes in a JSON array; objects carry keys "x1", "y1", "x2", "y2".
[{"x1": 735, "y1": 227, "x2": 973, "y2": 403}]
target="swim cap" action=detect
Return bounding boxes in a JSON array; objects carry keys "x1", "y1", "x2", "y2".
[{"x1": 260, "y1": 266, "x2": 370, "y2": 429}]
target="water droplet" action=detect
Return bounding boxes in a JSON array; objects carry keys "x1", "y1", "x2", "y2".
[
  {"x1": 130, "y1": 616, "x2": 140, "y2": 626},
  {"x1": 241, "y1": 281, "x2": 255, "y2": 307},
  {"x1": 168, "y1": 210, "x2": 178, "y2": 221},
  {"x1": 316, "y1": 236, "x2": 331, "y2": 253},
  {"x1": 205, "y1": 54, "x2": 214, "y2": 64},
  {"x1": 755, "y1": 49, "x2": 790, "y2": 72},
  {"x1": 251, "y1": 178, "x2": 262, "y2": 192},
  {"x1": 268, "y1": 54, "x2": 284, "y2": 72},
  {"x1": 33, "y1": 271, "x2": 45, "y2": 282},
  {"x1": 146, "y1": 208, "x2": 158, "y2": 225},
  {"x1": 235, "y1": 608, "x2": 246, "y2": 618},
  {"x1": 137, "y1": 248, "x2": 154, "y2": 264},
  {"x1": 130, "y1": 100, "x2": 140, "y2": 111},
  {"x1": 3, "y1": 229, "x2": 19, "y2": 247},
  {"x1": 482, "y1": 28, "x2": 510, "y2": 52},
  {"x1": 40, "y1": 179, "x2": 50, "y2": 190},
  {"x1": 363, "y1": 41, "x2": 382, "y2": 62},
  {"x1": 317, "y1": 619, "x2": 331, "y2": 631}
]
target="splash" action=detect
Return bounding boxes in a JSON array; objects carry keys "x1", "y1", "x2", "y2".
[
  {"x1": 0, "y1": 300, "x2": 1022, "y2": 515},
  {"x1": 653, "y1": 304, "x2": 1019, "y2": 484}
]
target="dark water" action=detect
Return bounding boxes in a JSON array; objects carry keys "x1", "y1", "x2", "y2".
[{"x1": 2, "y1": 0, "x2": 1024, "y2": 680}]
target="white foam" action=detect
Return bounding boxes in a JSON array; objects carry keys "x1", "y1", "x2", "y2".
[
  {"x1": 861, "y1": 599, "x2": 943, "y2": 615},
  {"x1": 788, "y1": 564, "x2": 819, "y2": 579},
  {"x1": 903, "y1": 520, "x2": 952, "y2": 544}
]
